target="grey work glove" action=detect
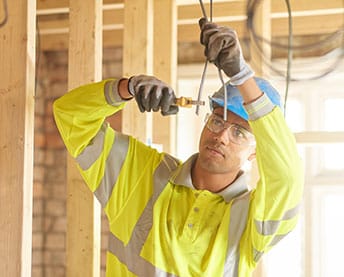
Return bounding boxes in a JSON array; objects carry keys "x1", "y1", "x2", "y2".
[
  {"x1": 199, "y1": 17, "x2": 254, "y2": 86},
  {"x1": 128, "y1": 75, "x2": 179, "y2": 116}
]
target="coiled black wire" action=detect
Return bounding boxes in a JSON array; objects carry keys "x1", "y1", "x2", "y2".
[
  {"x1": 246, "y1": 0, "x2": 344, "y2": 82},
  {"x1": 247, "y1": 0, "x2": 344, "y2": 115}
]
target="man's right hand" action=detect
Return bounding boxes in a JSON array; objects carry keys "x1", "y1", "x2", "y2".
[
  {"x1": 199, "y1": 17, "x2": 254, "y2": 86},
  {"x1": 127, "y1": 75, "x2": 178, "y2": 116}
]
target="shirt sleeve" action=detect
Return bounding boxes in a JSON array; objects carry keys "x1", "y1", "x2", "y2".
[
  {"x1": 238, "y1": 105, "x2": 304, "y2": 272},
  {"x1": 53, "y1": 78, "x2": 161, "y2": 194},
  {"x1": 53, "y1": 79, "x2": 126, "y2": 159},
  {"x1": 53, "y1": 79, "x2": 166, "y2": 245}
]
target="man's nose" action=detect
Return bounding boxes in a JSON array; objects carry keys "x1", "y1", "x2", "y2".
[{"x1": 214, "y1": 128, "x2": 230, "y2": 145}]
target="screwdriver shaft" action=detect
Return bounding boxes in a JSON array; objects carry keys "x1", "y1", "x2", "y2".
[{"x1": 175, "y1": 97, "x2": 205, "y2": 108}]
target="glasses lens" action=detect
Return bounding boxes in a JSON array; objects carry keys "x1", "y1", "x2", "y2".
[
  {"x1": 228, "y1": 125, "x2": 248, "y2": 145},
  {"x1": 205, "y1": 113, "x2": 254, "y2": 146},
  {"x1": 208, "y1": 115, "x2": 224, "y2": 133}
]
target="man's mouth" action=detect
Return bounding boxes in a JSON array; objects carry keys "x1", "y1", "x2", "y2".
[{"x1": 206, "y1": 145, "x2": 225, "y2": 158}]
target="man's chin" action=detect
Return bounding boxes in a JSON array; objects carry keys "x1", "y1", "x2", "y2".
[{"x1": 199, "y1": 158, "x2": 228, "y2": 175}]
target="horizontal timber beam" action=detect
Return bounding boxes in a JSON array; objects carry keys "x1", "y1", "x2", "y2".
[
  {"x1": 295, "y1": 132, "x2": 344, "y2": 145},
  {"x1": 39, "y1": 15, "x2": 343, "y2": 51},
  {"x1": 37, "y1": 0, "x2": 344, "y2": 15},
  {"x1": 37, "y1": 0, "x2": 122, "y2": 11},
  {"x1": 37, "y1": 0, "x2": 344, "y2": 54},
  {"x1": 271, "y1": 0, "x2": 344, "y2": 13}
]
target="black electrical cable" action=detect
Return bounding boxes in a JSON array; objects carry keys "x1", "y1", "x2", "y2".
[
  {"x1": 0, "y1": 0, "x2": 8, "y2": 28},
  {"x1": 246, "y1": 0, "x2": 293, "y2": 116},
  {"x1": 252, "y1": 27, "x2": 344, "y2": 51},
  {"x1": 247, "y1": 0, "x2": 344, "y2": 51},
  {"x1": 197, "y1": 0, "x2": 229, "y2": 120},
  {"x1": 246, "y1": 0, "x2": 344, "y2": 82},
  {"x1": 249, "y1": 41, "x2": 344, "y2": 81},
  {"x1": 247, "y1": 30, "x2": 344, "y2": 81},
  {"x1": 196, "y1": 0, "x2": 210, "y2": 116}
]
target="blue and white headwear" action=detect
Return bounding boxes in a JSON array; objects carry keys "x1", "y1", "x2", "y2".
[{"x1": 209, "y1": 77, "x2": 282, "y2": 121}]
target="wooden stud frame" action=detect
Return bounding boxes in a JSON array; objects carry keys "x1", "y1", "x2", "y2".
[
  {"x1": 67, "y1": 0, "x2": 102, "y2": 276},
  {"x1": 0, "y1": 0, "x2": 35, "y2": 276}
]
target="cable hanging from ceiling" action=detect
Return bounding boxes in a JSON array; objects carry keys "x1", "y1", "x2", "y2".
[
  {"x1": 197, "y1": 0, "x2": 229, "y2": 121},
  {"x1": 246, "y1": 0, "x2": 344, "y2": 82},
  {"x1": 247, "y1": 0, "x2": 344, "y2": 115},
  {"x1": 195, "y1": 0, "x2": 344, "y2": 116},
  {"x1": 195, "y1": 0, "x2": 296, "y2": 116},
  {"x1": 247, "y1": 0, "x2": 293, "y2": 115}
]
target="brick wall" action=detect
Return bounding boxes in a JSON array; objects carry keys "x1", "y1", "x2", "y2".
[{"x1": 32, "y1": 48, "x2": 122, "y2": 277}]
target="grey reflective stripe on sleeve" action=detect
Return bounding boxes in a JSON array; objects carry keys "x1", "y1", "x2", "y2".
[
  {"x1": 104, "y1": 79, "x2": 125, "y2": 106},
  {"x1": 76, "y1": 123, "x2": 107, "y2": 170},
  {"x1": 108, "y1": 234, "x2": 177, "y2": 277},
  {"x1": 268, "y1": 232, "x2": 290, "y2": 247},
  {"x1": 254, "y1": 203, "x2": 300, "y2": 235},
  {"x1": 108, "y1": 154, "x2": 179, "y2": 276},
  {"x1": 94, "y1": 132, "x2": 129, "y2": 206},
  {"x1": 253, "y1": 248, "x2": 264, "y2": 263},
  {"x1": 244, "y1": 93, "x2": 275, "y2": 121},
  {"x1": 223, "y1": 192, "x2": 251, "y2": 277},
  {"x1": 252, "y1": 231, "x2": 292, "y2": 264}
]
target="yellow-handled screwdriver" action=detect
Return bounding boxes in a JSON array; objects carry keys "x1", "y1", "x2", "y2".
[{"x1": 175, "y1": 97, "x2": 205, "y2": 108}]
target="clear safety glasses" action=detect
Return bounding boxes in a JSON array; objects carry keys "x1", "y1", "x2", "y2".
[{"x1": 205, "y1": 113, "x2": 256, "y2": 146}]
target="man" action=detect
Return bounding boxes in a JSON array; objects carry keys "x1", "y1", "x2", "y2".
[{"x1": 53, "y1": 19, "x2": 303, "y2": 277}]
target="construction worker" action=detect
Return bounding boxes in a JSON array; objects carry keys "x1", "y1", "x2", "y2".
[{"x1": 53, "y1": 18, "x2": 304, "y2": 277}]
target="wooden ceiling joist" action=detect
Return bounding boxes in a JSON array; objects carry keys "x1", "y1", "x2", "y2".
[
  {"x1": 39, "y1": 18, "x2": 343, "y2": 52},
  {"x1": 38, "y1": 12, "x2": 343, "y2": 37},
  {"x1": 272, "y1": 13, "x2": 343, "y2": 36},
  {"x1": 36, "y1": 0, "x2": 343, "y2": 14},
  {"x1": 271, "y1": 0, "x2": 344, "y2": 13},
  {"x1": 36, "y1": 0, "x2": 344, "y2": 54},
  {"x1": 36, "y1": 0, "x2": 123, "y2": 12}
]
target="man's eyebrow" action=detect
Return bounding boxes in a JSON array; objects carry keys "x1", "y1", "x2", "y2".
[
  {"x1": 232, "y1": 123, "x2": 251, "y2": 133},
  {"x1": 213, "y1": 112, "x2": 224, "y2": 118},
  {"x1": 213, "y1": 112, "x2": 252, "y2": 132}
]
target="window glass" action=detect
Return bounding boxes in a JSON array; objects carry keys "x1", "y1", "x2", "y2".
[
  {"x1": 320, "y1": 193, "x2": 344, "y2": 276},
  {"x1": 285, "y1": 99, "x2": 304, "y2": 132},
  {"x1": 322, "y1": 144, "x2": 344, "y2": 170},
  {"x1": 311, "y1": 186, "x2": 344, "y2": 276},
  {"x1": 324, "y1": 99, "x2": 344, "y2": 131},
  {"x1": 319, "y1": 99, "x2": 344, "y2": 170},
  {"x1": 321, "y1": 192, "x2": 344, "y2": 276}
]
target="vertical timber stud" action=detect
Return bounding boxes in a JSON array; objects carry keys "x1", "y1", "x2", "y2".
[
  {"x1": 249, "y1": 0, "x2": 271, "y2": 77},
  {"x1": 250, "y1": 1, "x2": 271, "y2": 277},
  {"x1": 67, "y1": 0, "x2": 102, "y2": 276},
  {"x1": 0, "y1": 0, "x2": 35, "y2": 276},
  {"x1": 153, "y1": 0, "x2": 177, "y2": 154},
  {"x1": 122, "y1": 0, "x2": 153, "y2": 142}
]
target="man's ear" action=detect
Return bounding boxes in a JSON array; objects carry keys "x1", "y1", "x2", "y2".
[{"x1": 248, "y1": 151, "x2": 256, "y2": 161}]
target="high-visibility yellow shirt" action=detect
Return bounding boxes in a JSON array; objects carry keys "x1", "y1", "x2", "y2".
[{"x1": 53, "y1": 79, "x2": 304, "y2": 277}]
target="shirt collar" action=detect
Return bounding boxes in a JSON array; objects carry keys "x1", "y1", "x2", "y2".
[
  {"x1": 170, "y1": 154, "x2": 197, "y2": 189},
  {"x1": 170, "y1": 154, "x2": 250, "y2": 203},
  {"x1": 217, "y1": 173, "x2": 249, "y2": 202}
]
